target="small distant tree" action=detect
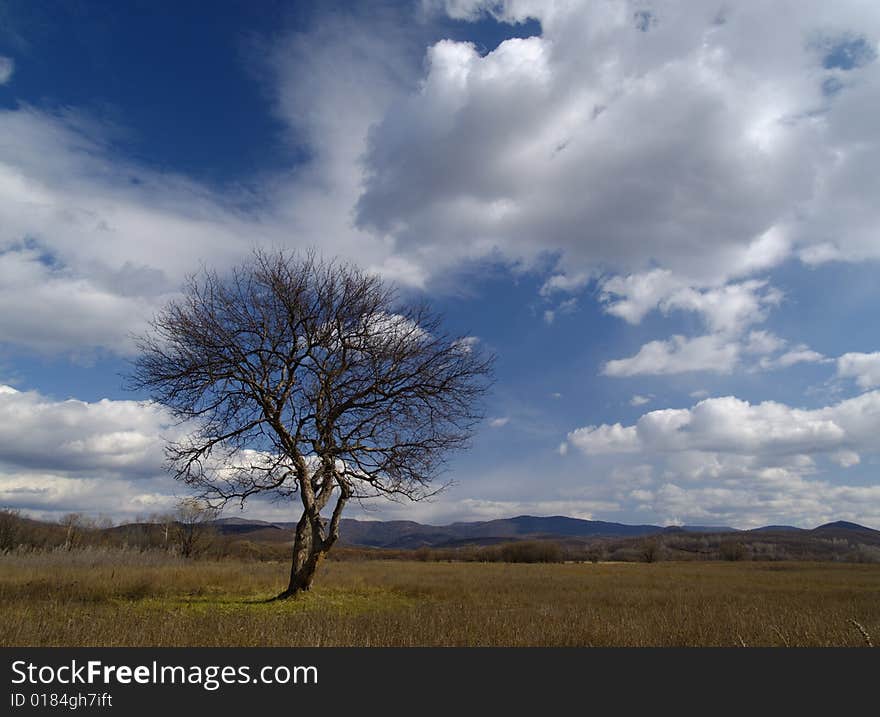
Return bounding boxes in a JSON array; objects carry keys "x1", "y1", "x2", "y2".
[
  {"x1": 170, "y1": 498, "x2": 220, "y2": 558},
  {"x1": 641, "y1": 538, "x2": 664, "y2": 563},
  {"x1": 720, "y1": 540, "x2": 747, "y2": 561},
  {"x1": 130, "y1": 250, "x2": 493, "y2": 598},
  {"x1": 60, "y1": 513, "x2": 86, "y2": 551},
  {"x1": 585, "y1": 544, "x2": 607, "y2": 564}
]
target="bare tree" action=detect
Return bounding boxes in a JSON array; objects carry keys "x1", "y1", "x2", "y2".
[
  {"x1": 60, "y1": 513, "x2": 86, "y2": 551},
  {"x1": 129, "y1": 250, "x2": 493, "y2": 598},
  {"x1": 171, "y1": 497, "x2": 220, "y2": 558}
]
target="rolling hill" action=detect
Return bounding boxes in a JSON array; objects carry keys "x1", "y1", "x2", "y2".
[{"x1": 204, "y1": 514, "x2": 880, "y2": 549}]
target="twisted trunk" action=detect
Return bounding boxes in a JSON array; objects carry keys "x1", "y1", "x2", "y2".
[
  {"x1": 281, "y1": 513, "x2": 324, "y2": 596},
  {"x1": 274, "y1": 479, "x2": 349, "y2": 600}
]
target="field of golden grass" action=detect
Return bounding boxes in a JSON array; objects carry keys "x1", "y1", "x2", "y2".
[{"x1": 1, "y1": 550, "x2": 877, "y2": 646}]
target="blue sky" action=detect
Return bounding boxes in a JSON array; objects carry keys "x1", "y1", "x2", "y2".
[{"x1": 1, "y1": 0, "x2": 879, "y2": 529}]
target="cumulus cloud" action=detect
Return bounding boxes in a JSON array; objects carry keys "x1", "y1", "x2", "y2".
[
  {"x1": 567, "y1": 422, "x2": 642, "y2": 455},
  {"x1": 566, "y1": 390, "x2": 880, "y2": 526},
  {"x1": 603, "y1": 334, "x2": 741, "y2": 376},
  {"x1": 568, "y1": 391, "x2": 880, "y2": 458},
  {"x1": 744, "y1": 330, "x2": 787, "y2": 355},
  {"x1": 758, "y1": 346, "x2": 827, "y2": 370},
  {"x1": 0, "y1": 385, "x2": 173, "y2": 475},
  {"x1": 0, "y1": 472, "x2": 175, "y2": 520},
  {"x1": 649, "y1": 478, "x2": 880, "y2": 529},
  {"x1": 600, "y1": 272, "x2": 783, "y2": 334},
  {"x1": 364, "y1": 1, "x2": 880, "y2": 389},
  {"x1": 540, "y1": 271, "x2": 591, "y2": 296},
  {"x1": 600, "y1": 309, "x2": 824, "y2": 377},
  {"x1": 0, "y1": 385, "x2": 184, "y2": 518},
  {"x1": 363, "y1": 1, "x2": 880, "y2": 283},
  {"x1": 630, "y1": 395, "x2": 651, "y2": 407},
  {"x1": 837, "y1": 352, "x2": 880, "y2": 388}
]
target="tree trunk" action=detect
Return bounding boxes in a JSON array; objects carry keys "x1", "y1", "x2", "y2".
[
  {"x1": 272, "y1": 478, "x2": 349, "y2": 601},
  {"x1": 275, "y1": 512, "x2": 325, "y2": 600}
]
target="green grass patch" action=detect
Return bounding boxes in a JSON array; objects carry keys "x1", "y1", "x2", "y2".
[{"x1": 126, "y1": 585, "x2": 418, "y2": 617}]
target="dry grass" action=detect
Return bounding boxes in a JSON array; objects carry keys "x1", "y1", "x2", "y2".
[{"x1": 1, "y1": 551, "x2": 877, "y2": 646}]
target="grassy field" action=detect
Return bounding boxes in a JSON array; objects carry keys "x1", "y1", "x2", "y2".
[{"x1": 1, "y1": 550, "x2": 877, "y2": 646}]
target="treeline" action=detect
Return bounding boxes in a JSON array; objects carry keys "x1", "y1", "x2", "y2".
[
  {"x1": 0, "y1": 508, "x2": 266, "y2": 560},
  {"x1": 330, "y1": 533, "x2": 880, "y2": 564},
  {"x1": 4, "y1": 508, "x2": 880, "y2": 564}
]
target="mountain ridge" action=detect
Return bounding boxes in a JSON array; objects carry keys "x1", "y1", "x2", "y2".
[{"x1": 206, "y1": 514, "x2": 879, "y2": 549}]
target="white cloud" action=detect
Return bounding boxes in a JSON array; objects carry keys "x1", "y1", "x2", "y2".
[
  {"x1": 488, "y1": 416, "x2": 510, "y2": 428},
  {"x1": 745, "y1": 330, "x2": 787, "y2": 355},
  {"x1": 600, "y1": 273, "x2": 783, "y2": 335},
  {"x1": 630, "y1": 394, "x2": 651, "y2": 406},
  {"x1": 0, "y1": 385, "x2": 173, "y2": 475},
  {"x1": 365, "y1": 2, "x2": 880, "y2": 393},
  {"x1": 0, "y1": 57, "x2": 13, "y2": 84},
  {"x1": 759, "y1": 346, "x2": 826, "y2": 370},
  {"x1": 567, "y1": 422, "x2": 641, "y2": 455},
  {"x1": 568, "y1": 391, "x2": 880, "y2": 459},
  {"x1": 600, "y1": 309, "x2": 825, "y2": 377},
  {"x1": 651, "y1": 479, "x2": 880, "y2": 530},
  {"x1": 566, "y1": 390, "x2": 880, "y2": 527},
  {"x1": 604, "y1": 332, "x2": 826, "y2": 377},
  {"x1": 540, "y1": 271, "x2": 591, "y2": 296},
  {"x1": 0, "y1": 472, "x2": 175, "y2": 521},
  {"x1": 0, "y1": 245, "x2": 164, "y2": 355},
  {"x1": 837, "y1": 352, "x2": 880, "y2": 388},
  {"x1": 0, "y1": 109, "x2": 263, "y2": 354},
  {"x1": 0, "y1": 385, "x2": 186, "y2": 519},
  {"x1": 603, "y1": 334, "x2": 741, "y2": 376},
  {"x1": 597, "y1": 270, "x2": 684, "y2": 325},
  {"x1": 831, "y1": 450, "x2": 860, "y2": 468},
  {"x1": 597, "y1": 276, "x2": 798, "y2": 377},
  {"x1": 361, "y1": 1, "x2": 880, "y2": 284}
]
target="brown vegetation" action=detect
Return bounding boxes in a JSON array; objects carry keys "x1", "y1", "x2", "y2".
[{"x1": 1, "y1": 549, "x2": 877, "y2": 647}]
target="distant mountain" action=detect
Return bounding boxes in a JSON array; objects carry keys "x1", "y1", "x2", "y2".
[
  {"x1": 210, "y1": 517, "x2": 286, "y2": 540},
  {"x1": 205, "y1": 514, "x2": 880, "y2": 549},
  {"x1": 749, "y1": 525, "x2": 806, "y2": 533},
  {"x1": 214, "y1": 517, "x2": 276, "y2": 527},
  {"x1": 810, "y1": 521, "x2": 879, "y2": 539},
  {"x1": 335, "y1": 515, "x2": 667, "y2": 548},
  {"x1": 664, "y1": 525, "x2": 738, "y2": 534}
]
